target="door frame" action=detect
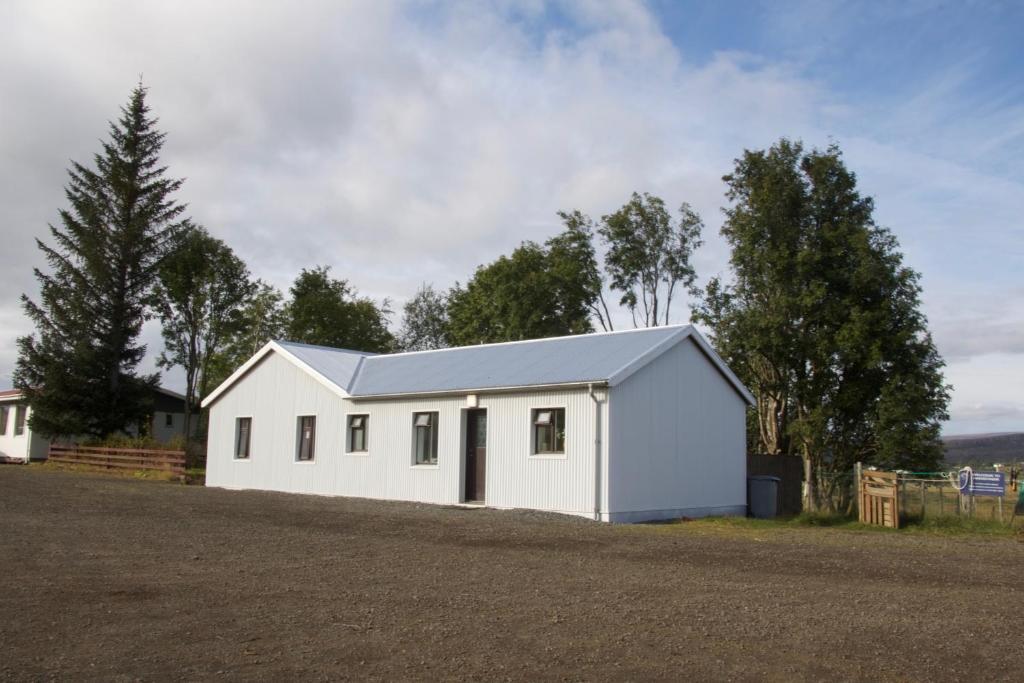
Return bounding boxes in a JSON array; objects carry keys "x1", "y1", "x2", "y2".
[{"x1": 462, "y1": 408, "x2": 487, "y2": 503}]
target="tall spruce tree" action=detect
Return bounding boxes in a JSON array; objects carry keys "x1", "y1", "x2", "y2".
[
  {"x1": 15, "y1": 84, "x2": 185, "y2": 438},
  {"x1": 694, "y1": 139, "x2": 950, "y2": 510}
]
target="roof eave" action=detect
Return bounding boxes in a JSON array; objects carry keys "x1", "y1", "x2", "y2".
[{"x1": 349, "y1": 379, "x2": 609, "y2": 401}]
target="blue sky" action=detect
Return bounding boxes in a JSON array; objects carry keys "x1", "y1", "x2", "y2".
[{"x1": 0, "y1": 0, "x2": 1021, "y2": 435}]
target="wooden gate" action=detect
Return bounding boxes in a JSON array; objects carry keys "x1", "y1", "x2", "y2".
[{"x1": 859, "y1": 470, "x2": 900, "y2": 528}]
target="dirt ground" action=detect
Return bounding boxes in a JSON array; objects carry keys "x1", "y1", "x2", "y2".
[{"x1": 1, "y1": 467, "x2": 1022, "y2": 682}]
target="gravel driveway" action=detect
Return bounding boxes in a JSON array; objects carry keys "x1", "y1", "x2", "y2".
[{"x1": 1, "y1": 466, "x2": 1021, "y2": 681}]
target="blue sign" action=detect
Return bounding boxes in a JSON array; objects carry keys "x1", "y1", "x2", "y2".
[{"x1": 959, "y1": 471, "x2": 1005, "y2": 497}]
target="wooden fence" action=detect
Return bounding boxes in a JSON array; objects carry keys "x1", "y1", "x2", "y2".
[{"x1": 48, "y1": 445, "x2": 186, "y2": 476}]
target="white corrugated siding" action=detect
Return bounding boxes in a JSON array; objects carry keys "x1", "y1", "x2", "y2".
[
  {"x1": 207, "y1": 351, "x2": 606, "y2": 517},
  {"x1": 475, "y1": 388, "x2": 602, "y2": 517},
  {"x1": 607, "y1": 337, "x2": 746, "y2": 519},
  {"x1": 0, "y1": 403, "x2": 33, "y2": 461}
]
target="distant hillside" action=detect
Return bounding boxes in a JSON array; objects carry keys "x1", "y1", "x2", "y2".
[{"x1": 942, "y1": 432, "x2": 1024, "y2": 466}]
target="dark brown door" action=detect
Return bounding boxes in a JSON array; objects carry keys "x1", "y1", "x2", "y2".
[{"x1": 465, "y1": 409, "x2": 487, "y2": 502}]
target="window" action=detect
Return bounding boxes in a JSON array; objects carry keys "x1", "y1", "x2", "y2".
[
  {"x1": 0, "y1": 406, "x2": 7, "y2": 435},
  {"x1": 533, "y1": 408, "x2": 565, "y2": 454},
  {"x1": 296, "y1": 415, "x2": 316, "y2": 461},
  {"x1": 235, "y1": 417, "x2": 252, "y2": 460},
  {"x1": 165, "y1": 412, "x2": 174, "y2": 428},
  {"x1": 412, "y1": 412, "x2": 438, "y2": 465},
  {"x1": 347, "y1": 414, "x2": 368, "y2": 453},
  {"x1": 14, "y1": 405, "x2": 26, "y2": 436}
]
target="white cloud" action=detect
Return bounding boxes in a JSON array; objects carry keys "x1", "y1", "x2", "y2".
[{"x1": 0, "y1": 1, "x2": 1020, "y2": 434}]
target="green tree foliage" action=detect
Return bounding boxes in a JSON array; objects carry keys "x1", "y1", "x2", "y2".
[
  {"x1": 204, "y1": 281, "x2": 287, "y2": 392},
  {"x1": 447, "y1": 221, "x2": 600, "y2": 345},
  {"x1": 693, "y1": 139, "x2": 950, "y2": 509},
  {"x1": 15, "y1": 84, "x2": 185, "y2": 438},
  {"x1": 285, "y1": 266, "x2": 394, "y2": 352},
  {"x1": 551, "y1": 210, "x2": 614, "y2": 331},
  {"x1": 153, "y1": 225, "x2": 254, "y2": 442},
  {"x1": 599, "y1": 192, "x2": 703, "y2": 327},
  {"x1": 397, "y1": 284, "x2": 450, "y2": 351}
]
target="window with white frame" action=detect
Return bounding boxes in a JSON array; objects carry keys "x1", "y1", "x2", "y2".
[
  {"x1": 532, "y1": 408, "x2": 565, "y2": 454},
  {"x1": 296, "y1": 415, "x2": 316, "y2": 461},
  {"x1": 14, "y1": 405, "x2": 26, "y2": 436},
  {"x1": 347, "y1": 414, "x2": 369, "y2": 453},
  {"x1": 412, "y1": 411, "x2": 438, "y2": 465},
  {"x1": 235, "y1": 417, "x2": 252, "y2": 459}
]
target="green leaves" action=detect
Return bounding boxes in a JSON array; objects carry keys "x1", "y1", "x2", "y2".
[
  {"x1": 153, "y1": 225, "x2": 255, "y2": 442},
  {"x1": 284, "y1": 266, "x2": 395, "y2": 353},
  {"x1": 446, "y1": 219, "x2": 600, "y2": 346},
  {"x1": 597, "y1": 192, "x2": 703, "y2": 327},
  {"x1": 16, "y1": 84, "x2": 185, "y2": 439},
  {"x1": 694, "y1": 138, "x2": 950, "y2": 506},
  {"x1": 397, "y1": 284, "x2": 450, "y2": 352}
]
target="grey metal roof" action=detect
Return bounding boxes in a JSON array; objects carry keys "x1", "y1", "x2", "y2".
[
  {"x1": 351, "y1": 326, "x2": 686, "y2": 395},
  {"x1": 203, "y1": 325, "x2": 755, "y2": 408},
  {"x1": 281, "y1": 326, "x2": 687, "y2": 397},
  {"x1": 276, "y1": 341, "x2": 370, "y2": 393}
]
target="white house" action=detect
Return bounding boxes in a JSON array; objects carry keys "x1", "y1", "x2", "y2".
[
  {"x1": 0, "y1": 387, "x2": 192, "y2": 463},
  {"x1": 0, "y1": 390, "x2": 50, "y2": 463},
  {"x1": 202, "y1": 325, "x2": 754, "y2": 523}
]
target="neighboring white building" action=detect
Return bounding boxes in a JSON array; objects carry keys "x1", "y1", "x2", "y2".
[
  {"x1": 0, "y1": 387, "x2": 192, "y2": 462},
  {"x1": 202, "y1": 326, "x2": 754, "y2": 523},
  {"x1": 0, "y1": 390, "x2": 50, "y2": 462}
]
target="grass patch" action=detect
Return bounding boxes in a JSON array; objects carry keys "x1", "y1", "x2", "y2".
[
  {"x1": 899, "y1": 514, "x2": 1017, "y2": 536},
  {"x1": 651, "y1": 512, "x2": 1019, "y2": 538},
  {"x1": 35, "y1": 460, "x2": 181, "y2": 482}
]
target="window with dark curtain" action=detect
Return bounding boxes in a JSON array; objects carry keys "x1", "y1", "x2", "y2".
[
  {"x1": 0, "y1": 406, "x2": 8, "y2": 435},
  {"x1": 297, "y1": 415, "x2": 316, "y2": 461},
  {"x1": 235, "y1": 417, "x2": 252, "y2": 459}
]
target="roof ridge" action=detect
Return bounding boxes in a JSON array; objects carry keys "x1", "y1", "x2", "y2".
[
  {"x1": 364, "y1": 324, "x2": 692, "y2": 362},
  {"x1": 276, "y1": 339, "x2": 376, "y2": 356}
]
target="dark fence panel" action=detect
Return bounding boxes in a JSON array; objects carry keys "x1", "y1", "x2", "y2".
[{"x1": 748, "y1": 454, "x2": 804, "y2": 516}]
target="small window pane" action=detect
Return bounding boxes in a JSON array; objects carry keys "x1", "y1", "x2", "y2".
[
  {"x1": 14, "y1": 405, "x2": 26, "y2": 436},
  {"x1": 165, "y1": 412, "x2": 174, "y2": 427},
  {"x1": 348, "y1": 414, "x2": 368, "y2": 452},
  {"x1": 0, "y1": 406, "x2": 8, "y2": 435},
  {"x1": 297, "y1": 416, "x2": 316, "y2": 461},
  {"x1": 532, "y1": 408, "x2": 565, "y2": 454},
  {"x1": 235, "y1": 417, "x2": 251, "y2": 459},
  {"x1": 413, "y1": 412, "x2": 438, "y2": 465}
]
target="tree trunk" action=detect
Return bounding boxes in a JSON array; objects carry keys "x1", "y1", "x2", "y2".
[{"x1": 803, "y1": 454, "x2": 816, "y2": 513}]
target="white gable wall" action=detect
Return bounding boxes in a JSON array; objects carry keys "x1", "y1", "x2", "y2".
[
  {"x1": 0, "y1": 403, "x2": 49, "y2": 462},
  {"x1": 606, "y1": 337, "x2": 747, "y2": 522},
  {"x1": 206, "y1": 350, "x2": 605, "y2": 517}
]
